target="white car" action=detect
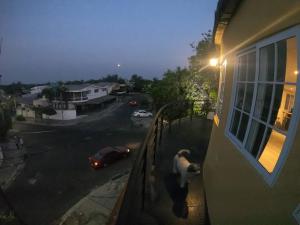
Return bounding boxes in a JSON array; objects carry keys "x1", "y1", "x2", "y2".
[{"x1": 132, "y1": 110, "x2": 153, "y2": 118}]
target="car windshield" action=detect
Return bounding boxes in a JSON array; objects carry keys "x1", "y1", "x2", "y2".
[{"x1": 94, "y1": 152, "x2": 104, "y2": 160}]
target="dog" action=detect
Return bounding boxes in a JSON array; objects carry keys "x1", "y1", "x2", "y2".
[{"x1": 173, "y1": 149, "x2": 201, "y2": 188}]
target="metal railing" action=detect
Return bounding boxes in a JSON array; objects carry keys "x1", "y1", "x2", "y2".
[{"x1": 111, "y1": 101, "x2": 194, "y2": 225}]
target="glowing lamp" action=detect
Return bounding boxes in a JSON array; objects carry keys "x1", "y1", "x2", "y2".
[{"x1": 209, "y1": 58, "x2": 219, "y2": 67}]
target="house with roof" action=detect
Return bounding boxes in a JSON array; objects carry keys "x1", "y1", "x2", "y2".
[
  {"x1": 203, "y1": 0, "x2": 300, "y2": 224},
  {"x1": 49, "y1": 82, "x2": 118, "y2": 120}
]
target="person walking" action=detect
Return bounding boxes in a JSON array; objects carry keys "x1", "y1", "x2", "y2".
[{"x1": 19, "y1": 137, "x2": 24, "y2": 150}]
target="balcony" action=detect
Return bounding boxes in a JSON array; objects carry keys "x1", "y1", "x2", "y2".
[
  {"x1": 111, "y1": 102, "x2": 213, "y2": 225},
  {"x1": 66, "y1": 96, "x2": 88, "y2": 102}
]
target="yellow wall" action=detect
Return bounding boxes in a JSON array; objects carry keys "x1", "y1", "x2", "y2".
[{"x1": 204, "y1": 1, "x2": 300, "y2": 224}]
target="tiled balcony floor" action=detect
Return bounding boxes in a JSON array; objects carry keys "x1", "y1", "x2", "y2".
[{"x1": 146, "y1": 117, "x2": 212, "y2": 225}]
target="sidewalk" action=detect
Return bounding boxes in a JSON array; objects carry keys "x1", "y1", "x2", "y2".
[
  {"x1": 15, "y1": 102, "x2": 124, "y2": 127},
  {"x1": 0, "y1": 139, "x2": 26, "y2": 190},
  {"x1": 55, "y1": 172, "x2": 129, "y2": 225}
]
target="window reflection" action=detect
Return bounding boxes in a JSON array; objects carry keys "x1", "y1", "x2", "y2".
[
  {"x1": 258, "y1": 130, "x2": 285, "y2": 173},
  {"x1": 277, "y1": 37, "x2": 297, "y2": 83},
  {"x1": 272, "y1": 85, "x2": 295, "y2": 131}
]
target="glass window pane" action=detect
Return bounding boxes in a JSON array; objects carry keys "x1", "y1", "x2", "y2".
[
  {"x1": 272, "y1": 84, "x2": 296, "y2": 131},
  {"x1": 254, "y1": 84, "x2": 273, "y2": 121},
  {"x1": 237, "y1": 113, "x2": 249, "y2": 142},
  {"x1": 259, "y1": 44, "x2": 275, "y2": 81},
  {"x1": 245, "y1": 120, "x2": 266, "y2": 157},
  {"x1": 247, "y1": 52, "x2": 256, "y2": 82},
  {"x1": 258, "y1": 130, "x2": 286, "y2": 173},
  {"x1": 244, "y1": 83, "x2": 254, "y2": 113},
  {"x1": 230, "y1": 110, "x2": 241, "y2": 136},
  {"x1": 235, "y1": 83, "x2": 246, "y2": 109},
  {"x1": 238, "y1": 55, "x2": 247, "y2": 81},
  {"x1": 277, "y1": 37, "x2": 298, "y2": 83}
]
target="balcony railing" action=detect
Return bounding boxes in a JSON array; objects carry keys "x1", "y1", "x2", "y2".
[
  {"x1": 67, "y1": 96, "x2": 88, "y2": 101},
  {"x1": 110, "y1": 101, "x2": 195, "y2": 225}
]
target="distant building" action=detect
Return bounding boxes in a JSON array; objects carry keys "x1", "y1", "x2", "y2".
[
  {"x1": 30, "y1": 85, "x2": 49, "y2": 95},
  {"x1": 50, "y1": 82, "x2": 118, "y2": 120}
]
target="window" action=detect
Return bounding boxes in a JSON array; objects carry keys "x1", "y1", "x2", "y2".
[
  {"x1": 94, "y1": 89, "x2": 99, "y2": 93},
  {"x1": 227, "y1": 27, "x2": 299, "y2": 185},
  {"x1": 214, "y1": 60, "x2": 227, "y2": 126}
]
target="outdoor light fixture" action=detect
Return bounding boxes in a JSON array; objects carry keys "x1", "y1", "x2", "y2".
[{"x1": 209, "y1": 58, "x2": 219, "y2": 67}]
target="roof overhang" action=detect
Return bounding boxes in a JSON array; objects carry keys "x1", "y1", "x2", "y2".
[{"x1": 213, "y1": 0, "x2": 243, "y2": 45}]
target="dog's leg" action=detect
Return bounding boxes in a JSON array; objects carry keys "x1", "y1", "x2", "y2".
[{"x1": 180, "y1": 171, "x2": 187, "y2": 188}]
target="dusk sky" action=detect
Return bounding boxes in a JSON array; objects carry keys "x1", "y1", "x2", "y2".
[{"x1": 0, "y1": 0, "x2": 217, "y2": 84}]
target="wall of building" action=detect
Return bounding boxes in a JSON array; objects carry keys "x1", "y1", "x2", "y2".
[
  {"x1": 42, "y1": 109, "x2": 76, "y2": 120},
  {"x1": 16, "y1": 107, "x2": 35, "y2": 118},
  {"x1": 204, "y1": 1, "x2": 300, "y2": 225}
]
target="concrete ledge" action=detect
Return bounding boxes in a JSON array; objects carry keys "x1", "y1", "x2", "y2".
[{"x1": 58, "y1": 173, "x2": 129, "y2": 225}]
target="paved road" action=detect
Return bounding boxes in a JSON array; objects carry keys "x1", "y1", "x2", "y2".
[{"x1": 4, "y1": 99, "x2": 150, "y2": 225}]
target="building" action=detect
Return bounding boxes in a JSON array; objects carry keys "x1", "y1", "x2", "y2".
[
  {"x1": 203, "y1": 1, "x2": 300, "y2": 224},
  {"x1": 30, "y1": 85, "x2": 49, "y2": 95},
  {"x1": 50, "y1": 82, "x2": 117, "y2": 119}
]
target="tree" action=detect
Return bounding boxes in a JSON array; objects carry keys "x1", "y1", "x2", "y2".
[
  {"x1": 41, "y1": 88, "x2": 55, "y2": 102},
  {"x1": 149, "y1": 30, "x2": 218, "y2": 116},
  {"x1": 188, "y1": 30, "x2": 218, "y2": 114},
  {"x1": 0, "y1": 104, "x2": 12, "y2": 140},
  {"x1": 130, "y1": 74, "x2": 152, "y2": 93}
]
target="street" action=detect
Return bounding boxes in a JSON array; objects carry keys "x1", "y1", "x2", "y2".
[{"x1": 3, "y1": 99, "x2": 150, "y2": 225}]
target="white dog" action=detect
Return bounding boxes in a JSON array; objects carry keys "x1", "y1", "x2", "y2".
[{"x1": 173, "y1": 149, "x2": 201, "y2": 188}]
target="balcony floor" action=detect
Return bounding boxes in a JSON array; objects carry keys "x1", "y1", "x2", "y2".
[{"x1": 146, "y1": 117, "x2": 212, "y2": 225}]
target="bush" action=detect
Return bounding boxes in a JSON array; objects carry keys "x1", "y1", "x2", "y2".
[
  {"x1": 0, "y1": 106, "x2": 12, "y2": 139},
  {"x1": 16, "y1": 115, "x2": 26, "y2": 121}
]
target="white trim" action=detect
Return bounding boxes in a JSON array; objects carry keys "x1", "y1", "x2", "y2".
[{"x1": 225, "y1": 25, "x2": 300, "y2": 186}]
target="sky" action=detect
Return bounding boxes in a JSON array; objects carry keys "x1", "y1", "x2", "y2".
[{"x1": 0, "y1": 0, "x2": 218, "y2": 84}]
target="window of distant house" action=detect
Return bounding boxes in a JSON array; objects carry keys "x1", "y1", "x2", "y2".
[
  {"x1": 87, "y1": 90, "x2": 91, "y2": 94},
  {"x1": 214, "y1": 60, "x2": 227, "y2": 126},
  {"x1": 94, "y1": 89, "x2": 99, "y2": 93},
  {"x1": 101, "y1": 88, "x2": 107, "y2": 92},
  {"x1": 227, "y1": 27, "x2": 299, "y2": 184}
]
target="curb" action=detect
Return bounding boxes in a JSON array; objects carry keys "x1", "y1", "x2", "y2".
[{"x1": 57, "y1": 172, "x2": 129, "y2": 225}]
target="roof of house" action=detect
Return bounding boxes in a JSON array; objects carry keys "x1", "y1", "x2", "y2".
[
  {"x1": 64, "y1": 82, "x2": 116, "y2": 91},
  {"x1": 16, "y1": 93, "x2": 38, "y2": 105},
  {"x1": 64, "y1": 84, "x2": 92, "y2": 91},
  {"x1": 213, "y1": 0, "x2": 243, "y2": 44}
]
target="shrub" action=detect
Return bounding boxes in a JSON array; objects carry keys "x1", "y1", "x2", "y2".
[{"x1": 16, "y1": 115, "x2": 26, "y2": 121}]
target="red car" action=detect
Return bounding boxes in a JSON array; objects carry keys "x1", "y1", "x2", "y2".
[
  {"x1": 128, "y1": 100, "x2": 138, "y2": 106},
  {"x1": 88, "y1": 146, "x2": 130, "y2": 169}
]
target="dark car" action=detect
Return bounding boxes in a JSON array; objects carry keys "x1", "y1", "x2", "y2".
[
  {"x1": 88, "y1": 146, "x2": 130, "y2": 169},
  {"x1": 128, "y1": 100, "x2": 138, "y2": 106}
]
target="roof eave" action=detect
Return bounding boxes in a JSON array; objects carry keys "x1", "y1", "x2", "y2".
[{"x1": 213, "y1": 0, "x2": 243, "y2": 45}]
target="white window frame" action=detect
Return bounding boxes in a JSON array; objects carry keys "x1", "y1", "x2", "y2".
[{"x1": 225, "y1": 25, "x2": 300, "y2": 186}]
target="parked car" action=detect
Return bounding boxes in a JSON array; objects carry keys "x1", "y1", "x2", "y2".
[
  {"x1": 88, "y1": 146, "x2": 130, "y2": 169},
  {"x1": 132, "y1": 110, "x2": 153, "y2": 118},
  {"x1": 128, "y1": 100, "x2": 138, "y2": 106}
]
